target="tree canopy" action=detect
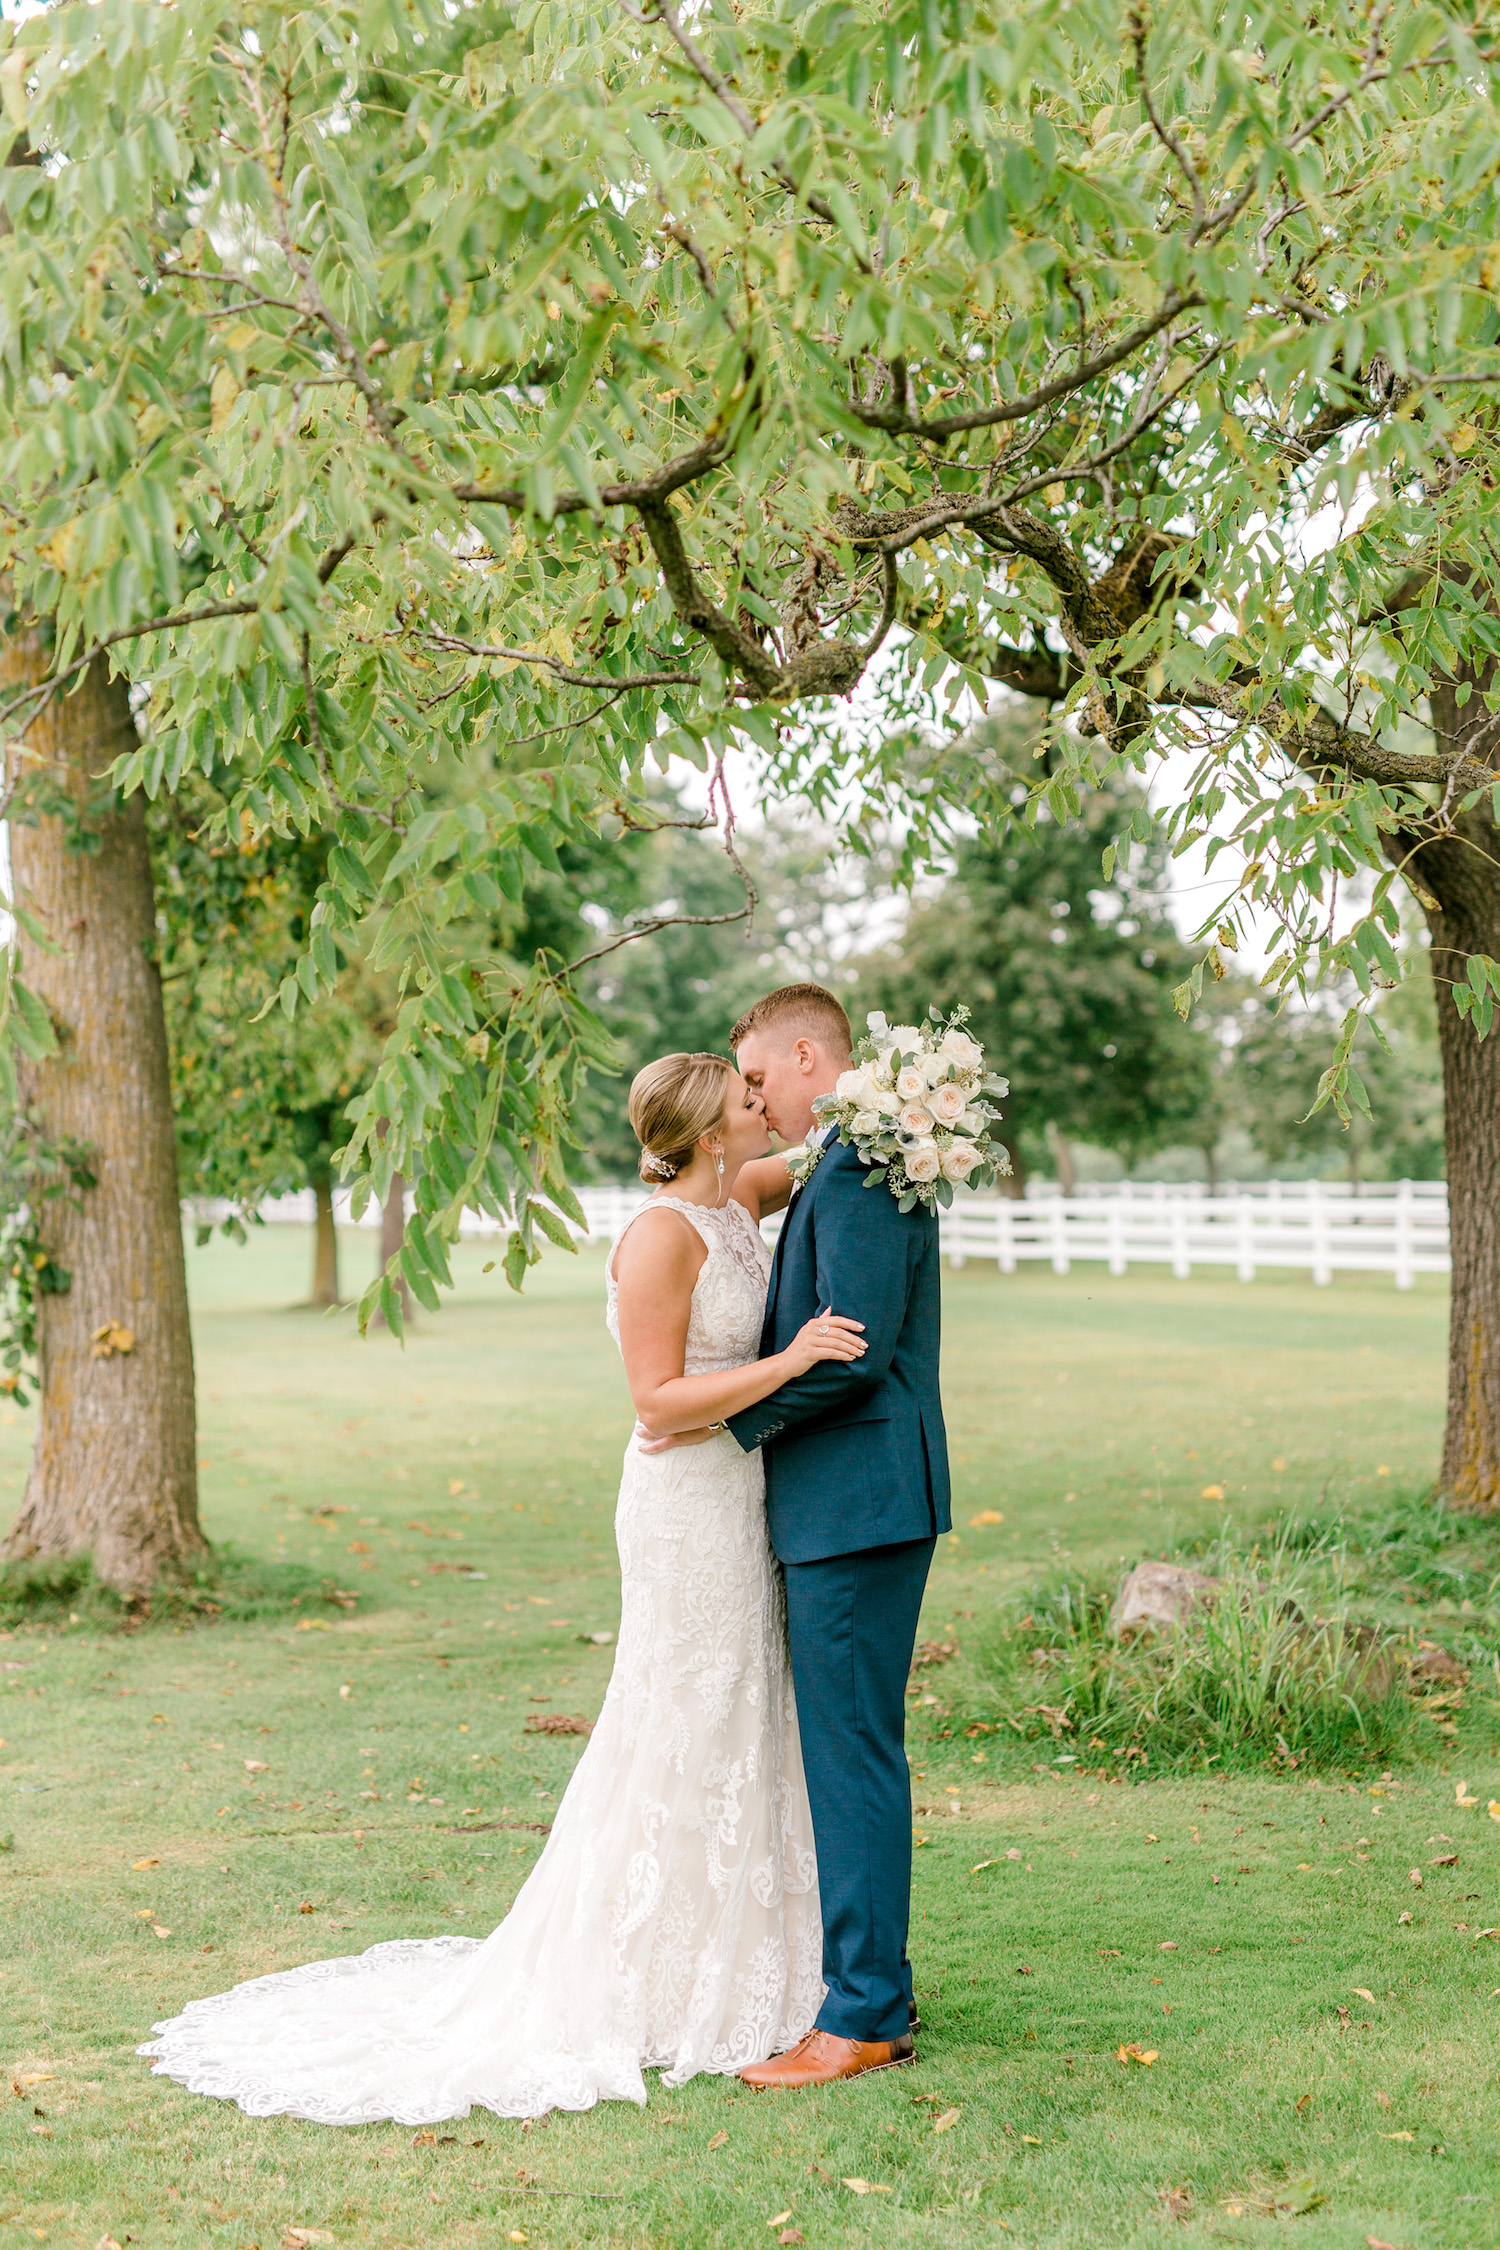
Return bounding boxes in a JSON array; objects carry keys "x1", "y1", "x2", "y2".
[{"x1": 3, "y1": 0, "x2": 1498, "y2": 1327}]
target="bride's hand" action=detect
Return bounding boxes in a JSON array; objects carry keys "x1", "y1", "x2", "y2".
[{"x1": 782, "y1": 1308, "x2": 866, "y2": 1378}]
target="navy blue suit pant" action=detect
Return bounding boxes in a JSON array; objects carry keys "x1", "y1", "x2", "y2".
[{"x1": 782, "y1": 1535, "x2": 936, "y2": 2043}]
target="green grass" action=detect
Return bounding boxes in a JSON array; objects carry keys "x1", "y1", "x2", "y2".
[{"x1": 3, "y1": 1233, "x2": 1499, "y2": 2250}]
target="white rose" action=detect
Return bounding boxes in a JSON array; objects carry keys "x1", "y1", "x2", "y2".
[
  {"x1": 898, "y1": 1100, "x2": 934, "y2": 1136},
  {"x1": 929, "y1": 1082, "x2": 969, "y2": 1126},
  {"x1": 894, "y1": 1065, "x2": 927, "y2": 1101},
  {"x1": 885, "y1": 1025, "x2": 923, "y2": 1058},
  {"x1": 871, "y1": 1083, "x2": 901, "y2": 1115},
  {"x1": 836, "y1": 1067, "x2": 873, "y2": 1102},
  {"x1": 904, "y1": 1144, "x2": 941, "y2": 1183},
  {"x1": 866, "y1": 1010, "x2": 889, "y2": 1035},
  {"x1": 850, "y1": 1108, "x2": 882, "y2": 1136},
  {"x1": 941, "y1": 1142, "x2": 983, "y2": 1182},
  {"x1": 959, "y1": 1107, "x2": 987, "y2": 1135},
  {"x1": 940, "y1": 1029, "x2": 984, "y2": 1071},
  {"x1": 920, "y1": 1049, "x2": 948, "y2": 1087}
]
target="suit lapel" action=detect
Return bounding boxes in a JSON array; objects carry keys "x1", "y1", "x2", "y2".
[{"x1": 762, "y1": 1136, "x2": 831, "y2": 1338}]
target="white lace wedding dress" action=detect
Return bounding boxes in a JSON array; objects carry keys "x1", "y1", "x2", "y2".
[{"x1": 139, "y1": 1196, "x2": 821, "y2": 2122}]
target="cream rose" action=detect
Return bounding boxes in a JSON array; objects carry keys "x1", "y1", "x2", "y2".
[
  {"x1": 836, "y1": 1066, "x2": 875, "y2": 1102},
  {"x1": 959, "y1": 1106, "x2": 987, "y2": 1135},
  {"x1": 894, "y1": 1065, "x2": 927, "y2": 1101},
  {"x1": 940, "y1": 1029, "x2": 983, "y2": 1071},
  {"x1": 904, "y1": 1144, "x2": 941, "y2": 1183},
  {"x1": 898, "y1": 1100, "x2": 934, "y2": 1137},
  {"x1": 941, "y1": 1142, "x2": 983, "y2": 1182},
  {"x1": 850, "y1": 1108, "x2": 883, "y2": 1136},
  {"x1": 929, "y1": 1082, "x2": 969, "y2": 1126},
  {"x1": 884, "y1": 1024, "x2": 923, "y2": 1058},
  {"x1": 920, "y1": 1049, "x2": 949, "y2": 1087}
]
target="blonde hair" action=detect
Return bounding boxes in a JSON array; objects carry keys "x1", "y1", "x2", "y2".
[{"x1": 627, "y1": 1052, "x2": 733, "y2": 1185}]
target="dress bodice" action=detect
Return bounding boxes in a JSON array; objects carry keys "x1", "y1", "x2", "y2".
[{"x1": 606, "y1": 1196, "x2": 771, "y2": 1374}]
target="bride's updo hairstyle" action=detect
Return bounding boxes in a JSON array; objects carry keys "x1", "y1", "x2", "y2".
[{"x1": 628, "y1": 1052, "x2": 733, "y2": 1186}]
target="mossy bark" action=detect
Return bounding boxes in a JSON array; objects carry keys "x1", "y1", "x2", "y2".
[{"x1": 1, "y1": 641, "x2": 202, "y2": 1592}]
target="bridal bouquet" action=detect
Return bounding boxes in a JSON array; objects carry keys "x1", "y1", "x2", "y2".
[{"x1": 790, "y1": 1006, "x2": 1011, "y2": 1213}]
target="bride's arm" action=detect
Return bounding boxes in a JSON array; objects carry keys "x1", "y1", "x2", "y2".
[
  {"x1": 613, "y1": 1210, "x2": 865, "y2": 1435},
  {"x1": 731, "y1": 1154, "x2": 794, "y2": 1221}
]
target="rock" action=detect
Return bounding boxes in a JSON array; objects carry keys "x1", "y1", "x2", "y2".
[
  {"x1": 1111, "y1": 1561, "x2": 1221, "y2": 1635},
  {"x1": 1300, "y1": 1620, "x2": 1398, "y2": 1701},
  {"x1": 1409, "y1": 1644, "x2": 1468, "y2": 1687}
]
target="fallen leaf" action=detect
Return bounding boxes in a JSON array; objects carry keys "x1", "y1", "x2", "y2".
[
  {"x1": 295, "y1": 1618, "x2": 333, "y2": 1632},
  {"x1": 767, "y1": 2215, "x2": 793, "y2": 2230},
  {"x1": 968, "y1": 1510, "x2": 1004, "y2": 1526},
  {"x1": 1455, "y1": 1782, "x2": 1478, "y2": 1807},
  {"x1": 1021, "y1": 2134, "x2": 1042, "y2": 2145},
  {"x1": 152, "y1": 1926, "x2": 172, "y2": 1939},
  {"x1": 1476, "y1": 1927, "x2": 1500, "y2": 1940},
  {"x1": 1428, "y1": 1853, "x2": 1458, "y2": 1867},
  {"x1": 1200, "y1": 1484, "x2": 1224, "y2": 1499},
  {"x1": 1366, "y1": 2238, "x2": 1412, "y2": 2250},
  {"x1": 1408, "y1": 1869, "x2": 1423, "y2": 1888},
  {"x1": 1117, "y1": 2044, "x2": 1157, "y2": 2066},
  {"x1": 97, "y1": 2236, "x2": 125, "y2": 2250},
  {"x1": 1380, "y1": 2129, "x2": 1415, "y2": 2140},
  {"x1": 840, "y1": 2179, "x2": 893, "y2": 2195},
  {"x1": 1098, "y1": 1948, "x2": 1123, "y2": 1958},
  {"x1": 1015, "y1": 1965, "x2": 1033, "y2": 1976},
  {"x1": 506, "y1": 2235, "x2": 526, "y2": 2246},
  {"x1": 777, "y1": 2234, "x2": 804, "y2": 2247},
  {"x1": 524, "y1": 1713, "x2": 593, "y2": 1736},
  {"x1": 1352, "y1": 1988, "x2": 1376, "y2": 2003},
  {"x1": 932, "y1": 2107, "x2": 960, "y2": 2134},
  {"x1": 1489, "y1": 1802, "x2": 1500, "y2": 1822},
  {"x1": 1005, "y1": 1847, "x2": 1022, "y2": 1860},
  {"x1": 339, "y1": 1685, "x2": 352, "y2": 1701},
  {"x1": 1374, "y1": 2090, "x2": 1391, "y2": 2110},
  {"x1": 1158, "y1": 2186, "x2": 1194, "y2": 2221},
  {"x1": 131, "y1": 1857, "x2": 159, "y2": 1871},
  {"x1": 298, "y1": 1901, "x2": 316, "y2": 1915},
  {"x1": 1158, "y1": 1941, "x2": 1177, "y2": 1951},
  {"x1": 1295, "y1": 2094, "x2": 1311, "y2": 2114},
  {"x1": 282, "y1": 2232, "x2": 334, "y2": 2248},
  {"x1": 1398, "y1": 1911, "x2": 1413, "y2": 1924},
  {"x1": 245, "y1": 1759, "x2": 270, "y2": 1773},
  {"x1": 970, "y1": 1860, "x2": 997, "y2": 1874},
  {"x1": 706, "y1": 2128, "x2": 729, "y2": 2151}
]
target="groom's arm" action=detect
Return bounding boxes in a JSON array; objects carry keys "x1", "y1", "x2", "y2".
[{"x1": 726, "y1": 1158, "x2": 917, "y2": 1453}]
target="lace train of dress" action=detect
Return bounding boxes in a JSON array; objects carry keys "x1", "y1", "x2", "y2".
[{"x1": 139, "y1": 1197, "x2": 821, "y2": 2123}]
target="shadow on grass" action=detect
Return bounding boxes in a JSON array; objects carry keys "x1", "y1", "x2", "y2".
[{"x1": 0, "y1": 1542, "x2": 364, "y2": 1633}]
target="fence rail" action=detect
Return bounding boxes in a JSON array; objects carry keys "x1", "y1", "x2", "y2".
[{"x1": 221, "y1": 1178, "x2": 1450, "y2": 1290}]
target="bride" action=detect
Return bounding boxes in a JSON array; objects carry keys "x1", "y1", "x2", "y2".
[{"x1": 140, "y1": 1051, "x2": 866, "y2": 2123}]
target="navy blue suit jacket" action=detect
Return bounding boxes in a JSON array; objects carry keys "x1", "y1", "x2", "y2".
[{"x1": 727, "y1": 1137, "x2": 951, "y2": 1564}]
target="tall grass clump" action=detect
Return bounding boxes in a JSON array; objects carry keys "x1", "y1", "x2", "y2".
[{"x1": 944, "y1": 1528, "x2": 1413, "y2": 1776}]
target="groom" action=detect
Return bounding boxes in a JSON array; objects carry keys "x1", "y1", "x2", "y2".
[{"x1": 730, "y1": 983, "x2": 949, "y2": 2086}]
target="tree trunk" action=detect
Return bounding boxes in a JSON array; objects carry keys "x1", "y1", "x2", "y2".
[
  {"x1": 1, "y1": 642, "x2": 202, "y2": 1592},
  {"x1": 308, "y1": 1170, "x2": 340, "y2": 1308},
  {"x1": 372, "y1": 1170, "x2": 412, "y2": 1330},
  {"x1": 1048, "y1": 1124, "x2": 1077, "y2": 1197},
  {"x1": 1200, "y1": 1135, "x2": 1220, "y2": 1196},
  {"x1": 1407, "y1": 667, "x2": 1500, "y2": 1511}
]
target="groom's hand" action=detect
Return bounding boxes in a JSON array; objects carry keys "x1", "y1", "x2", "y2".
[{"x1": 634, "y1": 1420, "x2": 717, "y2": 1454}]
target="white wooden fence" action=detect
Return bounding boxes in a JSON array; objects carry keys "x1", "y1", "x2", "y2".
[{"x1": 229, "y1": 1176, "x2": 1450, "y2": 1290}]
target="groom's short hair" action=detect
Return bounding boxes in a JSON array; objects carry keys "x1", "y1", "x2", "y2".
[{"x1": 731, "y1": 983, "x2": 852, "y2": 1060}]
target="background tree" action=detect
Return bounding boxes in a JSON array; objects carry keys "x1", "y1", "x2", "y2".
[
  {"x1": 861, "y1": 722, "x2": 1212, "y2": 1189},
  {"x1": 2, "y1": 0, "x2": 1498, "y2": 1604},
  {"x1": 153, "y1": 787, "x2": 384, "y2": 1307}
]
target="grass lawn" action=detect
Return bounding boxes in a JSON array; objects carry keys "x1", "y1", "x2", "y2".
[{"x1": 3, "y1": 1231, "x2": 1498, "y2": 2250}]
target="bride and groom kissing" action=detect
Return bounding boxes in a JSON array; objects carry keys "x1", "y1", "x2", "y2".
[{"x1": 143, "y1": 983, "x2": 952, "y2": 2124}]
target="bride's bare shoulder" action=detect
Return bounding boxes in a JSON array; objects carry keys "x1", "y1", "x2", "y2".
[
  {"x1": 731, "y1": 1156, "x2": 793, "y2": 1221},
  {"x1": 610, "y1": 1200, "x2": 707, "y2": 1292}
]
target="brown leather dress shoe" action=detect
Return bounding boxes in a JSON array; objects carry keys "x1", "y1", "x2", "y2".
[{"x1": 739, "y1": 2029, "x2": 915, "y2": 2089}]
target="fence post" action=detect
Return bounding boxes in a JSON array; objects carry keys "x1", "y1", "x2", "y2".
[
  {"x1": 1236, "y1": 1193, "x2": 1255, "y2": 1284},
  {"x1": 1107, "y1": 1199, "x2": 1127, "y2": 1278},
  {"x1": 1309, "y1": 1179, "x2": 1331, "y2": 1286},
  {"x1": 1050, "y1": 1197, "x2": 1070, "y2": 1276},
  {"x1": 945, "y1": 1204, "x2": 966, "y2": 1271},
  {"x1": 1394, "y1": 1178, "x2": 1415, "y2": 1292},
  {"x1": 997, "y1": 1197, "x2": 1016, "y2": 1275},
  {"x1": 1170, "y1": 1198, "x2": 1191, "y2": 1280}
]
